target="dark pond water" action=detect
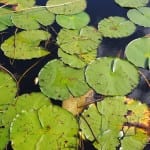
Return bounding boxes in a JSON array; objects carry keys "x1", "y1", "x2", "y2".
[{"x1": 1, "y1": 0, "x2": 150, "y2": 149}]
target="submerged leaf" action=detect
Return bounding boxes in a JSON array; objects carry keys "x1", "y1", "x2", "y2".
[
  {"x1": 114, "y1": 0, "x2": 149, "y2": 8},
  {"x1": 56, "y1": 12, "x2": 90, "y2": 29},
  {"x1": 85, "y1": 57, "x2": 139, "y2": 96},
  {"x1": 12, "y1": 7, "x2": 55, "y2": 30},
  {"x1": 10, "y1": 105, "x2": 78, "y2": 150},
  {"x1": 46, "y1": 0, "x2": 87, "y2": 15},
  {"x1": 98, "y1": 16, "x2": 136, "y2": 38},
  {"x1": 0, "y1": 7, "x2": 14, "y2": 31},
  {"x1": 1, "y1": 30, "x2": 50, "y2": 59},
  {"x1": 57, "y1": 26, "x2": 102, "y2": 54},
  {"x1": 125, "y1": 36, "x2": 150, "y2": 69},
  {"x1": 127, "y1": 7, "x2": 150, "y2": 27},
  {"x1": 38, "y1": 59, "x2": 90, "y2": 100}
]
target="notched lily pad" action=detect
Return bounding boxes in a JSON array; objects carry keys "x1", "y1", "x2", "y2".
[
  {"x1": 1, "y1": 30, "x2": 50, "y2": 59},
  {"x1": 57, "y1": 26, "x2": 102, "y2": 55},
  {"x1": 10, "y1": 105, "x2": 78, "y2": 150},
  {"x1": 98, "y1": 16, "x2": 136, "y2": 38},
  {"x1": 56, "y1": 12, "x2": 90, "y2": 29},
  {"x1": 85, "y1": 57, "x2": 139, "y2": 96},
  {"x1": 12, "y1": 7, "x2": 55, "y2": 30},
  {"x1": 127, "y1": 7, "x2": 150, "y2": 27},
  {"x1": 38, "y1": 59, "x2": 90, "y2": 100},
  {"x1": 114, "y1": 0, "x2": 149, "y2": 8},
  {"x1": 46, "y1": 0, "x2": 87, "y2": 15},
  {"x1": 125, "y1": 36, "x2": 150, "y2": 69}
]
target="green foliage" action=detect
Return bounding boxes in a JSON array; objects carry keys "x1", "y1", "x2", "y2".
[
  {"x1": 1, "y1": 30, "x2": 50, "y2": 59},
  {"x1": 38, "y1": 59, "x2": 90, "y2": 100},
  {"x1": 85, "y1": 57, "x2": 139, "y2": 95},
  {"x1": 125, "y1": 36, "x2": 150, "y2": 68},
  {"x1": 114, "y1": 0, "x2": 149, "y2": 8},
  {"x1": 127, "y1": 7, "x2": 150, "y2": 27},
  {"x1": 11, "y1": 7, "x2": 55, "y2": 30},
  {"x1": 56, "y1": 12, "x2": 90, "y2": 29},
  {"x1": 98, "y1": 16, "x2": 136, "y2": 38}
]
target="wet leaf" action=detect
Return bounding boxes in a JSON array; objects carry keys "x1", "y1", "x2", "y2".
[
  {"x1": 127, "y1": 7, "x2": 150, "y2": 27},
  {"x1": 85, "y1": 57, "x2": 139, "y2": 96},
  {"x1": 58, "y1": 48, "x2": 96, "y2": 68},
  {"x1": 11, "y1": 7, "x2": 55, "y2": 30},
  {"x1": 46, "y1": 0, "x2": 87, "y2": 15},
  {"x1": 79, "y1": 96, "x2": 149, "y2": 150},
  {"x1": 56, "y1": 12, "x2": 90, "y2": 29},
  {"x1": 98, "y1": 16, "x2": 136, "y2": 38},
  {"x1": 1, "y1": 30, "x2": 50, "y2": 59},
  {"x1": 10, "y1": 105, "x2": 79, "y2": 150},
  {"x1": 0, "y1": 7, "x2": 14, "y2": 31},
  {"x1": 38, "y1": 59, "x2": 90, "y2": 100},
  {"x1": 125, "y1": 36, "x2": 150, "y2": 69},
  {"x1": 0, "y1": 0, "x2": 35, "y2": 11},
  {"x1": 57, "y1": 26, "x2": 102, "y2": 54}
]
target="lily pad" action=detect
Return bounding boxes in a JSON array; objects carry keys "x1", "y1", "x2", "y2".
[
  {"x1": 0, "y1": 7, "x2": 14, "y2": 31},
  {"x1": 11, "y1": 7, "x2": 55, "y2": 30},
  {"x1": 38, "y1": 59, "x2": 90, "y2": 100},
  {"x1": 114, "y1": 0, "x2": 149, "y2": 8},
  {"x1": 58, "y1": 48, "x2": 96, "y2": 68},
  {"x1": 56, "y1": 12, "x2": 90, "y2": 29},
  {"x1": 125, "y1": 37, "x2": 150, "y2": 69},
  {"x1": 127, "y1": 7, "x2": 150, "y2": 27},
  {"x1": 98, "y1": 16, "x2": 136, "y2": 38},
  {"x1": 1, "y1": 30, "x2": 50, "y2": 59},
  {"x1": 46, "y1": 0, "x2": 87, "y2": 15},
  {"x1": 0, "y1": 0, "x2": 35, "y2": 11},
  {"x1": 79, "y1": 96, "x2": 149, "y2": 150},
  {"x1": 57, "y1": 26, "x2": 102, "y2": 54},
  {"x1": 10, "y1": 105, "x2": 78, "y2": 150},
  {"x1": 85, "y1": 57, "x2": 139, "y2": 96}
]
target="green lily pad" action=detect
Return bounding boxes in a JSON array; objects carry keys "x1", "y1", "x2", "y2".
[
  {"x1": 10, "y1": 105, "x2": 78, "y2": 150},
  {"x1": 85, "y1": 57, "x2": 139, "y2": 96},
  {"x1": 127, "y1": 7, "x2": 150, "y2": 27},
  {"x1": 58, "y1": 48, "x2": 96, "y2": 68},
  {"x1": 46, "y1": 0, "x2": 87, "y2": 15},
  {"x1": 98, "y1": 16, "x2": 136, "y2": 38},
  {"x1": 56, "y1": 12, "x2": 90, "y2": 29},
  {"x1": 114, "y1": 0, "x2": 149, "y2": 8},
  {"x1": 1, "y1": 30, "x2": 50, "y2": 59},
  {"x1": 11, "y1": 7, "x2": 55, "y2": 30},
  {"x1": 0, "y1": 7, "x2": 14, "y2": 31},
  {"x1": 0, "y1": 93, "x2": 51, "y2": 150},
  {"x1": 79, "y1": 96, "x2": 149, "y2": 150},
  {"x1": 38, "y1": 59, "x2": 90, "y2": 100},
  {"x1": 57, "y1": 26, "x2": 102, "y2": 54},
  {"x1": 125, "y1": 37, "x2": 150, "y2": 68},
  {"x1": 0, "y1": 0, "x2": 35, "y2": 11}
]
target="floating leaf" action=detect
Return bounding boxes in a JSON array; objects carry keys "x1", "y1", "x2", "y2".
[
  {"x1": 85, "y1": 57, "x2": 139, "y2": 96},
  {"x1": 79, "y1": 96, "x2": 149, "y2": 150},
  {"x1": 58, "y1": 48, "x2": 96, "y2": 68},
  {"x1": 0, "y1": 0, "x2": 35, "y2": 11},
  {"x1": 10, "y1": 105, "x2": 78, "y2": 150},
  {"x1": 0, "y1": 7, "x2": 14, "y2": 31},
  {"x1": 125, "y1": 37, "x2": 150, "y2": 68},
  {"x1": 0, "y1": 93, "x2": 51, "y2": 150},
  {"x1": 38, "y1": 59, "x2": 90, "y2": 100},
  {"x1": 46, "y1": 0, "x2": 87, "y2": 15},
  {"x1": 57, "y1": 26, "x2": 102, "y2": 54},
  {"x1": 56, "y1": 12, "x2": 90, "y2": 29},
  {"x1": 1, "y1": 30, "x2": 50, "y2": 59},
  {"x1": 98, "y1": 16, "x2": 136, "y2": 38},
  {"x1": 11, "y1": 7, "x2": 55, "y2": 30},
  {"x1": 127, "y1": 7, "x2": 150, "y2": 27},
  {"x1": 114, "y1": 0, "x2": 149, "y2": 8}
]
